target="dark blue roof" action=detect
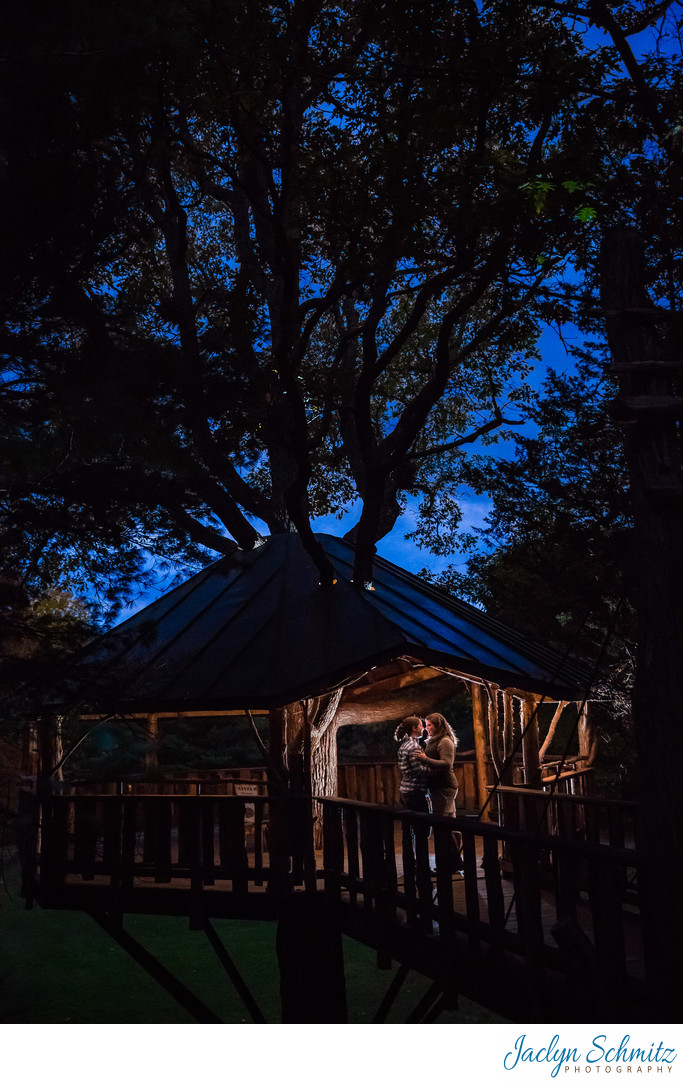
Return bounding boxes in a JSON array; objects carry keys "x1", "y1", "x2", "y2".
[{"x1": 50, "y1": 533, "x2": 591, "y2": 711}]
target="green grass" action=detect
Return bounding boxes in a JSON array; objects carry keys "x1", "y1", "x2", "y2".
[{"x1": 1, "y1": 852, "x2": 504, "y2": 1024}]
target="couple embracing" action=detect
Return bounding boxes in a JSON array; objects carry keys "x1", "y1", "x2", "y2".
[{"x1": 394, "y1": 713, "x2": 458, "y2": 816}]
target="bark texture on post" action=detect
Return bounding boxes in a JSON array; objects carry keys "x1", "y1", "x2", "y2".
[
  {"x1": 521, "y1": 696, "x2": 542, "y2": 789},
  {"x1": 577, "y1": 704, "x2": 597, "y2": 767},
  {"x1": 268, "y1": 693, "x2": 346, "y2": 1004},
  {"x1": 309, "y1": 690, "x2": 343, "y2": 849},
  {"x1": 471, "y1": 682, "x2": 494, "y2": 819},
  {"x1": 311, "y1": 717, "x2": 340, "y2": 798},
  {"x1": 602, "y1": 227, "x2": 683, "y2": 1006},
  {"x1": 267, "y1": 691, "x2": 343, "y2": 879}
]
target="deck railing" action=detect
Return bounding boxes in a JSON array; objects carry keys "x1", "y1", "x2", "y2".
[
  {"x1": 320, "y1": 797, "x2": 652, "y2": 1021},
  {"x1": 492, "y1": 783, "x2": 641, "y2": 852},
  {"x1": 19, "y1": 785, "x2": 656, "y2": 1020},
  {"x1": 57, "y1": 758, "x2": 481, "y2": 809},
  {"x1": 29, "y1": 792, "x2": 317, "y2": 915}
]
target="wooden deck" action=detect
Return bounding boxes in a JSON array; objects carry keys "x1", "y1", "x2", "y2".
[{"x1": 17, "y1": 789, "x2": 657, "y2": 1023}]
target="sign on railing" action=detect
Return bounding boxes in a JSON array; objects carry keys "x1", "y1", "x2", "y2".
[{"x1": 234, "y1": 783, "x2": 261, "y2": 797}]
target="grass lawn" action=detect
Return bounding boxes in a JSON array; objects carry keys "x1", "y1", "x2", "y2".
[{"x1": 1, "y1": 851, "x2": 504, "y2": 1024}]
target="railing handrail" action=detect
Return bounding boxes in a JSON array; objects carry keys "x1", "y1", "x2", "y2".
[
  {"x1": 48, "y1": 792, "x2": 272, "y2": 803},
  {"x1": 540, "y1": 766, "x2": 594, "y2": 780},
  {"x1": 317, "y1": 796, "x2": 639, "y2": 862},
  {"x1": 489, "y1": 783, "x2": 640, "y2": 811}
]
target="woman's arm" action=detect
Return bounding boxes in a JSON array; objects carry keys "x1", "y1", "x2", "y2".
[{"x1": 413, "y1": 737, "x2": 454, "y2": 772}]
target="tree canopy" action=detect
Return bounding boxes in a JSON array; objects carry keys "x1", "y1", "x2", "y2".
[
  {"x1": 438, "y1": 345, "x2": 636, "y2": 715},
  {"x1": 2, "y1": 0, "x2": 682, "y2": 616}
]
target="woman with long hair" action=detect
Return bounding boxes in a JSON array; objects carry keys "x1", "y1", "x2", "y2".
[
  {"x1": 413, "y1": 712, "x2": 458, "y2": 816},
  {"x1": 394, "y1": 715, "x2": 430, "y2": 813}
]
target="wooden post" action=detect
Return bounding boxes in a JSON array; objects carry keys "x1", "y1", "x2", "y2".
[
  {"x1": 309, "y1": 689, "x2": 343, "y2": 847},
  {"x1": 539, "y1": 701, "x2": 568, "y2": 762},
  {"x1": 37, "y1": 714, "x2": 63, "y2": 786},
  {"x1": 21, "y1": 722, "x2": 40, "y2": 784},
  {"x1": 471, "y1": 683, "x2": 493, "y2": 820},
  {"x1": 602, "y1": 228, "x2": 683, "y2": 1010},
  {"x1": 267, "y1": 707, "x2": 292, "y2": 894},
  {"x1": 18, "y1": 722, "x2": 41, "y2": 903},
  {"x1": 144, "y1": 714, "x2": 158, "y2": 776},
  {"x1": 502, "y1": 691, "x2": 515, "y2": 769},
  {"x1": 577, "y1": 703, "x2": 596, "y2": 767},
  {"x1": 269, "y1": 698, "x2": 346, "y2": 1019},
  {"x1": 276, "y1": 893, "x2": 348, "y2": 1022},
  {"x1": 521, "y1": 696, "x2": 542, "y2": 789}
]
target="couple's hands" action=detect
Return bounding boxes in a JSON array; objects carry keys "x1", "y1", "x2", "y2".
[{"x1": 412, "y1": 750, "x2": 427, "y2": 762}]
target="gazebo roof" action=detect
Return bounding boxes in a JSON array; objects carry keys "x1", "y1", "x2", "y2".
[{"x1": 49, "y1": 533, "x2": 591, "y2": 713}]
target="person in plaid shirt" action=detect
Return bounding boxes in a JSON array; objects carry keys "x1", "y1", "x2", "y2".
[{"x1": 395, "y1": 715, "x2": 430, "y2": 813}]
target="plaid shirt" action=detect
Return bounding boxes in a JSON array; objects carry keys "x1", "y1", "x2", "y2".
[{"x1": 398, "y1": 736, "x2": 430, "y2": 792}]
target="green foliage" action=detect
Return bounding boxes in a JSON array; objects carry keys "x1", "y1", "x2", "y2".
[
  {"x1": 425, "y1": 345, "x2": 638, "y2": 783},
  {"x1": 3, "y1": 0, "x2": 659, "y2": 600},
  {"x1": 62, "y1": 714, "x2": 270, "y2": 781},
  {"x1": 0, "y1": 579, "x2": 97, "y2": 697},
  {"x1": 434, "y1": 347, "x2": 632, "y2": 664},
  {"x1": 338, "y1": 722, "x2": 397, "y2": 763}
]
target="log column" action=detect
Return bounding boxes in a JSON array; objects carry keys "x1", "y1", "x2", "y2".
[
  {"x1": 276, "y1": 893, "x2": 348, "y2": 1022},
  {"x1": 144, "y1": 714, "x2": 159, "y2": 777},
  {"x1": 521, "y1": 696, "x2": 542, "y2": 789},
  {"x1": 21, "y1": 722, "x2": 40, "y2": 785},
  {"x1": 471, "y1": 683, "x2": 493, "y2": 820},
  {"x1": 37, "y1": 714, "x2": 63, "y2": 785},
  {"x1": 267, "y1": 707, "x2": 293, "y2": 894},
  {"x1": 267, "y1": 692, "x2": 343, "y2": 885},
  {"x1": 268, "y1": 694, "x2": 347, "y2": 1022},
  {"x1": 577, "y1": 703, "x2": 596, "y2": 767}
]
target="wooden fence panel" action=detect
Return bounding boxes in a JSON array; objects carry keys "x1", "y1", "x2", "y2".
[{"x1": 73, "y1": 797, "x2": 98, "y2": 880}]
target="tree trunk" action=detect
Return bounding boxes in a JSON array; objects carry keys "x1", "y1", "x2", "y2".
[
  {"x1": 276, "y1": 893, "x2": 348, "y2": 1022},
  {"x1": 310, "y1": 691, "x2": 343, "y2": 849},
  {"x1": 311, "y1": 717, "x2": 340, "y2": 798},
  {"x1": 521, "y1": 696, "x2": 542, "y2": 788},
  {"x1": 267, "y1": 697, "x2": 347, "y2": 1020},
  {"x1": 601, "y1": 227, "x2": 683, "y2": 1010},
  {"x1": 577, "y1": 703, "x2": 597, "y2": 768},
  {"x1": 267, "y1": 707, "x2": 293, "y2": 893},
  {"x1": 471, "y1": 682, "x2": 494, "y2": 819},
  {"x1": 267, "y1": 692, "x2": 343, "y2": 874}
]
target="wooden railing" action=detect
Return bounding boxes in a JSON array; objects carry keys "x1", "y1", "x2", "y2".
[
  {"x1": 61, "y1": 768, "x2": 269, "y2": 797},
  {"x1": 57, "y1": 758, "x2": 480, "y2": 808},
  {"x1": 20, "y1": 785, "x2": 655, "y2": 1020},
  {"x1": 320, "y1": 797, "x2": 652, "y2": 1022},
  {"x1": 31, "y1": 793, "x2": 316, "y2": 914},
  {"x1": 492, "y1": 783, "x2": 641, "y2": 851}
]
